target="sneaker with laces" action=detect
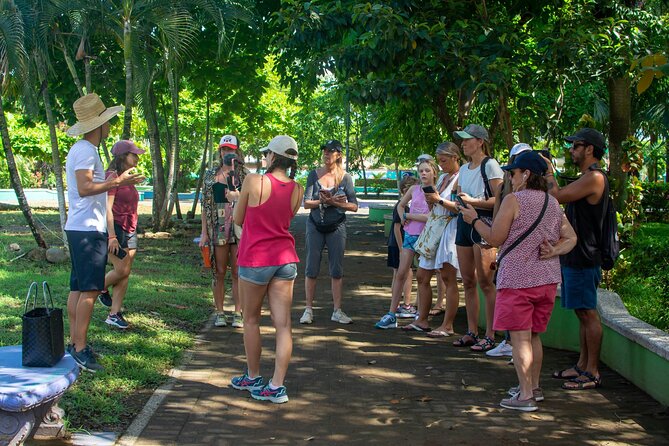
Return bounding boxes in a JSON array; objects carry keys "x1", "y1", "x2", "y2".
[
  {"x1": 251, "y1": 381, "x2": 289, "y2": 404},
  {"x1": 500, "y1": 393, "x2": 538, "y2": 412},
  {"x1": 486, "y1": 339, "x2": 513, "y2": 357},
  {"x1": 214, "y1": 312, "x2": 227, "y2": 327},
  {"x1": 231, "y1": 373, "x2": 264, "y2": 391},
  {"x1": 231, "y1": 312, "x2": 243, "y2": 328},
  {"x1": 105, "y1": 312, "x2": 129, "y2": 329},
  {"x1": 375, "y1": 312, "x2": 397, "y2": 329},
  {"x1": 507, "y1": 386, "x2": 544, "y2": 402},
  {"x1": 299, "y1": 307, "x2": 313, "y2": 324},
  {"x1": 331, "y1": 308, "x2": 353, "y2": 324},
  {"x1": 71, "y1": 345, "x2": 104, "y2": 373},
  {"x1": 98, "y1": 290, "x2": 112, "y2": 308},
  {"x1": 395, "y1": 304, "x2": 418, "y2": 319}
]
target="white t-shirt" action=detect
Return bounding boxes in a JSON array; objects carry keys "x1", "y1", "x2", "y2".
[
  {"x1": 458, "y1": 158, "x2": 504, "y2": 198},
  {"x1": 64, "y1": 139, "x2": 107, "y2": 232}
]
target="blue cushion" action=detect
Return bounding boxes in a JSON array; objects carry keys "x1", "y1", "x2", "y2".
[{"x1": 0, "y1": 345, "x2": 80, "y2": 412}]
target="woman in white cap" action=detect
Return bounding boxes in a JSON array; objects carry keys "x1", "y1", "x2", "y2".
[
  {"x1": 199, "y1": 134, "x2": 244, "y2": 328},
  {"x1": 97, "y1": 140, "x2": 146, "y2": 330},
  {"x1": 230, "y1": 135, "x2": 303, "y2": 403},
  {"x1": 64, "y1": 93, "x2": 144, "y2": 372}
]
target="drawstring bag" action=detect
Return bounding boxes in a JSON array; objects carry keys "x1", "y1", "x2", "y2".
[{"x1": 22, "y1": 281, "x2": 65, "y2": 367}]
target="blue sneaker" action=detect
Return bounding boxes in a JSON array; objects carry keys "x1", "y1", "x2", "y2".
[
  {"x1": 395, "y1": 304, "x2": 417, "y2": 319},
  {"x1": 375, "y1": 312, "x2": 397, "y2": 329},
  {"x1": 251, "y1": 381, "x2": 289, "y2": 404},
  {"x1": 231, "y1": 373, "x2": 264, "y2": 391},
  {"x1": 71, "y1": 345, "x2": 104, "y2": 373}
]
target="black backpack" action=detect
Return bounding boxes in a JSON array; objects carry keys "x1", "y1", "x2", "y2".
[{"x1": 590, "y1": 166, "x2": 620, "y2": 270}]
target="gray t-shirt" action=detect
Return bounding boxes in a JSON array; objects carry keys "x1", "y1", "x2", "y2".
[
  {"x1": 304, "y1": 170, "x2": 358, "y2": 225},
  {"x1": 64, "y1": 139, "x2": 107, "y2": 232}
]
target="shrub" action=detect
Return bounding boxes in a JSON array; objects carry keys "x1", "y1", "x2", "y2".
[
  {"x1": 641, "y1": 181, "x2": 669, "y2": 222},
  {"x1": 611, "y1": 223, "x2": 669, "y2": 331}
]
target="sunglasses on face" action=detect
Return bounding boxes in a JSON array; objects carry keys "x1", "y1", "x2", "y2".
[{"x1": 570, "y1": 142, "x2": 586, "y2": 150}]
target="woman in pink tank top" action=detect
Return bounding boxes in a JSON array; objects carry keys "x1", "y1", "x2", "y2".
[{"x1": 230, "y1": 136, "x2": 304, "y2": 404}]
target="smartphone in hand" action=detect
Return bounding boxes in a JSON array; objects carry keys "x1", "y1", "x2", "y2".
[
  {"x1": 455, "y1": 195, "x2": 467, "y2": 208},
  {"x1": 114, "y1": 248, "x2": 127, "y2": 260},
  {"x1": 422, "y1": 185, "x2": 436, "y2": 194}
]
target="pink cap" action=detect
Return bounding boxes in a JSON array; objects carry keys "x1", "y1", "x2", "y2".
[{"x1": 111, "y1": 140, "x2": 145, "y2": 156}]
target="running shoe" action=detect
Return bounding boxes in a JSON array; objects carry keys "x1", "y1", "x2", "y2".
[
  {"x1": 331, "y1": 308, "x2": 353, "y2": 324},
  {"x1": 105, "y1": 312, "x2": 129, "y2": 329},
  {"x1": 507, "y1": 386, "x2": 544, "y2": 402},
  {"x1": 214, "y1": 312, "x2": 227, "y2": 327},
  {"x1": 97, "y1": 290, "x2": 112, "y2": 308},
  {"x1": 231, "y1": 373, "x2": 264, "y2": 392},
  {"x1": 251, "y1": 381, "x2": 289, "y2": 404},
  {"x1": 299, "y1": 307, "x2": 313, "y2": 324},
  {"x1": 395, "y1": 304, "x2": 418, "y2": 319},
  {"x1": 231, "y1": 312, "x2": 243, "y2": 328},
  {"x1": 375, "y1": 312, "x2": 397, "y2": 329}
]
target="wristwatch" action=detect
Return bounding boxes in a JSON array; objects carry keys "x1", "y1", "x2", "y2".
[{"x1": 439, "y1": 199, "x2": 444, "y2": 206}]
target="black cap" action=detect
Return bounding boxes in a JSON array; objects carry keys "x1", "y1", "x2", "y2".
[
  {"x1": 564, "y1": 128, "x2": 606, "y2": 150},
  {"x1": 501, "y1": 151, "x2": 548, "y2": 176},
  {"x1": 321, "y1": 139, "x2": 343, "y2": 152}
]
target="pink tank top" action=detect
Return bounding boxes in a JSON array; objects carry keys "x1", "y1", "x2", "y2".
[
  {"x1": 404, "y1": 185, "x2": 429, "y2": 236},
  {"x1": 237, "y1": 174, "x2": 299, "y2": 267}
]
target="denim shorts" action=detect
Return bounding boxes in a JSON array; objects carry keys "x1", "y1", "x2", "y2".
[
  {"x1": 402, "y1": 234, "x2": 420, "y2": 251},
  {"x1": 561, "y1": 266, "x2": 601, "y2": 310},
  {"x1": 66, "y1": 230, "x2": 107, "y2": 292},
  {"x1": 114, "y1": 222, "x2": 137, "y2": 249},
  {"x1": 238, "y1": 263, "x2": 298, "y2": 286}
]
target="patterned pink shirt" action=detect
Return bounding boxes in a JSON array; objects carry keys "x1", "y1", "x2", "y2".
[{"x1": 496, "y1": 189, "x2": 563, "y2": 289}]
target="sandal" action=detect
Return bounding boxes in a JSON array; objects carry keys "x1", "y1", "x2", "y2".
[
  {"x1": 470, "y1": 336, "x2": 495, "y2": 352},
  {"x1": 429, "y1": 307, "x2": 445, "y2": 316},
  {"x1": 426, "y1": 330, "x2": 454, "y2": 338},
  {"x1": 401, "y1": 323, "x2": 431, "y2": 332},
  {"x1": 552, "y1": 365, "x2": 584, "y2": 380},
  {"x1": 453, "y1": 331, "x2": 478, "y2": 347},
  {"x1": 562, "y1": 371, "x2": 601, "y2": 390}
]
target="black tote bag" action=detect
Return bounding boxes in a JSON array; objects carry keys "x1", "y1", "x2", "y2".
[{"x1": 22, "y1": 281, "x2": 65, "y2": 367}]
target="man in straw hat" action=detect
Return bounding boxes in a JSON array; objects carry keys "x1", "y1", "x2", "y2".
[{"x1": 64, "y1": 93, "x2": 144, "y2": 373}]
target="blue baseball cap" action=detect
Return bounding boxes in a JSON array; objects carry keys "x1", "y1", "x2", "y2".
[{"x1": 501, "y1": 151, "x2": 548, "y2": 176}]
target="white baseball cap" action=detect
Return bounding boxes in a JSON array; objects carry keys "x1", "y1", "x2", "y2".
[
  {"x1": 261, "y1": 135, "x2": 298, "y2": 160},
  {"x1": 218, "y1": 134, "x2": 238, "y2": 150},
  {"x1": 509, "y1": 143, "x2": 532, "y2": 157}
]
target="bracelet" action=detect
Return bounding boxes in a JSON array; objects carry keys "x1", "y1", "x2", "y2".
[
  {"x1": 108, "y1": 235, "x2": 117, "y2": 240},
  {"x1": 471, "y1": 217, "x2": 480, "y2": 226}
]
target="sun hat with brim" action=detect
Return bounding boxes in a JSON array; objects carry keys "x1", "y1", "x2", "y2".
[
  {"x1": 501, "y1": 151, "x2": 547, "y2": 176},
  {"x1": 112, "y1": 140, "x2": 145, "y2": 156},
  {"x1": 261, "y1": 135, "x2": 298, "y2": 160},
  {"x1": 453, "y1": 124, "x2": 489, "y2": 142},
  {"x1": 66, "y1": 93, "x2": 123, "y2": 137}
]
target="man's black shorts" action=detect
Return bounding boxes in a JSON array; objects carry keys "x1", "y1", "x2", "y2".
[{"x1": 66, "y1": 230, "x2": 107, "y2": 292}]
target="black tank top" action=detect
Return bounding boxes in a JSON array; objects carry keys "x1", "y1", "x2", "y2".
[{"x1": 560, "y1": 165, "x2": 607, "y2": 268}]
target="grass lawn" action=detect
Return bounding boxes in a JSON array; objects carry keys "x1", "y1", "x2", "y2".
[{"x1": 0, "y1": 209, "x2": 212, "y2": 431}]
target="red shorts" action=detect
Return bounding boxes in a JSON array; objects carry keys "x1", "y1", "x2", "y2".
[{"x1": 493, "y1": 284, "x2": 558, "y2": 333}]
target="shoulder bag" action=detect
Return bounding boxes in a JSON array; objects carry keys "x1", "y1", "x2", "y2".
[{"x1": 415, "y1": 209, "x2": 453, "y2": 259}]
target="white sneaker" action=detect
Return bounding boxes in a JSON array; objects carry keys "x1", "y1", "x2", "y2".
[
  {"x1": 486, "y1": 339, "x2": 513, "y2": 357},
  {"x1": 214, "y1": 312, "x2": 227, "y2": 327},
  {"x1": 300, "y1": 307, "x2": 313, "y2": 324},
  {"x1": 331, "y1": 308, "x2": 352, "y2": 324}
]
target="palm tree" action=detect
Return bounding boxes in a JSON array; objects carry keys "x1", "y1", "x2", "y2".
[{"x1": 0, "y1": 0, "x2": 48, "y2": 248}]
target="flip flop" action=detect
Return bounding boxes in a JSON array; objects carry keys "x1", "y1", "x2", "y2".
[
  {"x1": 552, "y1": 365, "x2": 584, "y2": 380},
  {"x1": 401, "y1": 323, "x2": 431, "y2": 332},
  {"x1": 426, "y1": 330, "x2": 454, "y2": 338},
  {"x1": 429, "y1": 307, "x2": 445, "y2": 316}
]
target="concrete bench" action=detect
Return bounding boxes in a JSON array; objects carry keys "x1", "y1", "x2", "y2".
[{"x1": 0, "y1": 345, "x2": 79, "y2": 446}]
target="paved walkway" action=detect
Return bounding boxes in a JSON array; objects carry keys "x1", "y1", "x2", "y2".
[{"x1": 124, "y1": 213, "x2": 669, "y2": 446}]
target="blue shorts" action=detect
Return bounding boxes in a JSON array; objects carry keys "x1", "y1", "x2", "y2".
[
  {"x1": 66, "y1": 230, "x2": 108, "y2": 292},
  {"x1": 402, "y1": 234, "x2": 420, "y2": 251},
  {"x1": 238, "y1": 263, "x2": 298, "y2": 286},
  {"x1": 561, "y1": 266, "x2": 601, "y2": 310}
]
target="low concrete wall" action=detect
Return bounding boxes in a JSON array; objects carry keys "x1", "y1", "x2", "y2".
[{"x1": 478, "y1": 288, "x2": 669, "y2": 405}]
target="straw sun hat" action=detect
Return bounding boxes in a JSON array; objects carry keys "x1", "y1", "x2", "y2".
[{"x1": 66, "y1": 93, "x2": 123, "y2": 137}]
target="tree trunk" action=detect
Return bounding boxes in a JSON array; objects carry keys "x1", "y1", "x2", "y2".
[
  {"x1": 665, "y1": 137, "x2": 669, "y2": 183},
  {"x1": 37, "y1": 57, "x2": 67, "y2": 244},
  {"x1": 58, "y1": 34, "x2": 83, "y2": 96},
  {"x1": 84, "y1": 56, "x2": 91, "y2": 93},
  {"x1": 0, "y1": 98, "x2": 48, "y2": 248},
  {"x1": 498, "y1": 92, "x2": 514, "y2": 149},
  {"x1": 649, "y1": 133, "x2": 657, "y2": 182},
  {"x1": 433, "y1": 90, "x2": 457, "y2": 134},
  {"x1": 159, "y1": 69, "x2": 180, "y2": 229},
  {"x1": 145, "y1": 84, "x2": 166, "y2": 231},
  {"x1": 122, "y1": 19, "x2": 133, "y2": 140},
  {"x1": 607, "y1": 76, "x2": 631, "y2": 211},
  {"x1": 190, "y1": 92, "x2": 210, "y2": 219}
]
